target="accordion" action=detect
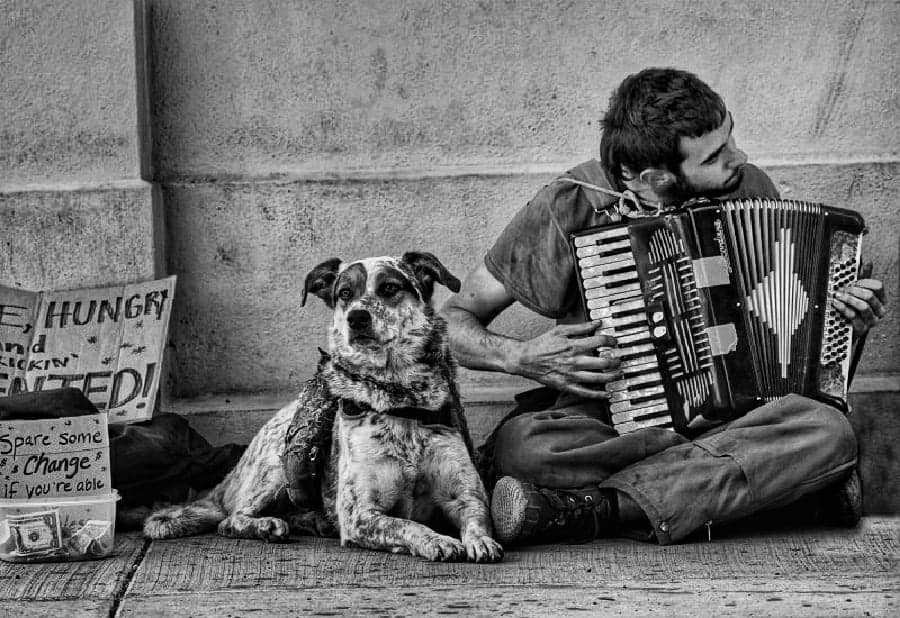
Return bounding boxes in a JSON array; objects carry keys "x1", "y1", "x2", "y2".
[{"x1": 570, "y1": 198, "x2": 865, "y2": 435}]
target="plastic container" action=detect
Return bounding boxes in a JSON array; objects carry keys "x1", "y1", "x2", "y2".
[{"x1": 0, "y1": 491, "x2": 119, "y2": 563}]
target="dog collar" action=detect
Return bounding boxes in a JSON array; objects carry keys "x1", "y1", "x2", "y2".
[{"x1": 338, "y1": 397, "x2": 455, "y2": 428}]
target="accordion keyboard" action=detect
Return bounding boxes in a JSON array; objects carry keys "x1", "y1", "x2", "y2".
[{"x1": 574, "y1": 226, "x2": 671, "y2": 433}]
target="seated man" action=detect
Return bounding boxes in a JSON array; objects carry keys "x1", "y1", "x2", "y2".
[{"x1": 440, "y1": 67, "x2": 886, "y2": 546}]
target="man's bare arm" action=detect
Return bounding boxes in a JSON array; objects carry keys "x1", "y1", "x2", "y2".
[
  {"x1": 440, "y1": 263, "x2": 621, "y2": 399},
  {"x1": 439, "y1": 263, "x2": 520, "y2": 373}
]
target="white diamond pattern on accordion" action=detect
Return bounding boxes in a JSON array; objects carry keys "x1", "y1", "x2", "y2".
[{"x1": 744, "y1": 227, "x2": 810, "y2": 380}]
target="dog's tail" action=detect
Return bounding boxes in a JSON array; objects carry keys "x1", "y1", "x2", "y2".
[{"x1": 143, "y1": 497, "x2": 227, "y2": 539}]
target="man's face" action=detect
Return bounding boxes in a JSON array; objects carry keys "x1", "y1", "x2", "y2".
[{"x1": 674, "y1": 112, "x2": 748, "y2": 198}]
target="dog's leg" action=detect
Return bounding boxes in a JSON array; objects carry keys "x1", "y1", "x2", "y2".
[
  {"x1": 428, "y1": 436, "x2": 504, "y2": 563},
  {"x1": 216, "y1": 465, "x2": 291, "y2": 542},
  {"x1": 343, "y1": 506, "x2": 467, "y2": 561},
  {"x1": 215, "y1": 412, "x2": 294, "y2": 543},
  {"x1": 338, "y1": 461, "x2": 466, "y2": 561}
]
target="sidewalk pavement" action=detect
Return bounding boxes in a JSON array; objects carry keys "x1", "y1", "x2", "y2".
[{"x1": 1, "y1": 517, "x2": 897, "y2": 617}]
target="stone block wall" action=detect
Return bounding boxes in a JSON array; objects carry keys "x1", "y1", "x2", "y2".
[
  {"x1": 0, "y1": 0, "x2": 160, "y2": 290},
  {"x1": 142, "y1": 0, "x2": 898, "y2": 399}
]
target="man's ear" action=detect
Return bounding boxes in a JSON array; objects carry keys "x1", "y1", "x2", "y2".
[
  {"x1": 302, "y1": 258, "x2": 342, "y2": 308},
  {"x1": 400, "y1": 252, "x2": 461, "y2": 301},
  {"x1": 638, "y1": 167, "x2": 678, "y2": 194}
]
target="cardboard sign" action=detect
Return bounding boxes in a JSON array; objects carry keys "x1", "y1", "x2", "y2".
[
  {"x1": 0, "y1": 413, "x2": 111, "y2": 500},
  {"x1": 0, "y1": 277, "x2": 176, "y2": 423}
]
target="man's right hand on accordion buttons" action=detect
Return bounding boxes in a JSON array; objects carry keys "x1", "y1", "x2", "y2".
[{"x1": 831, "y1": 262, "x2": 886, "y2": 337}]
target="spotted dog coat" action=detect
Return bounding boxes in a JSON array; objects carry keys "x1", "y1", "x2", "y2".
[{"x1": 143, "y1": 253, "x2": 502, "y2": 563}]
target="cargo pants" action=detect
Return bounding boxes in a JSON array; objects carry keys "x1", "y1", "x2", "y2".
[{"x1": 489, "y1": 392, "x2": 858, "y2": 545}]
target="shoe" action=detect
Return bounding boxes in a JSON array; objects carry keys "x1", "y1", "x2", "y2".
[
  {"x1": 816, "y1": 468, "x2": 863, "y2": 528},
  {"x1": 490, "y1": 476, "x2": 617, "y2": 546}
]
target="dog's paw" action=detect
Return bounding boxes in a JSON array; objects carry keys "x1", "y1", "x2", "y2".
[
  {"x1": 463, "y1": 534, "x2": 504, "y2": 563},
  {"x1": 414, "y1": 533, "x2": 466, "y2": 562},
  {"x1": 218, "y1": 515, "x2": 290, "y2": 543}
]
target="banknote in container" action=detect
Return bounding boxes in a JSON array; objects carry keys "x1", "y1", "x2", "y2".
[{"x1": 8, "y1": 510, "x2": 63, "y2": 557}]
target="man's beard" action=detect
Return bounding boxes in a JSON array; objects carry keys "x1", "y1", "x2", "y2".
[{"x1": 669, "y1": 167, "x2": 745, "y2": 203}]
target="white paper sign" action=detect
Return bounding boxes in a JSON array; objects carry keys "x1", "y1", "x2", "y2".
[
  {"x1": 0, "y1": 277, "x2": 176, "y2": 423},
  {"x1": 0, "y1": 413, "x2": 110, "y2": 500}
]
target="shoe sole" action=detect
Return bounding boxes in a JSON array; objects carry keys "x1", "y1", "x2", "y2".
[
  {"x1": 834, "y1": 469, "x2": 863, "y2": 527},
  {"x1": 491, "y1": 477, "x2": 530, "y2": 545}
]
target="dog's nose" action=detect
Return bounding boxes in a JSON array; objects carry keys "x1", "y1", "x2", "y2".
[{"x1": 347, "y1": 309, "x2": 372, "y2": 330}]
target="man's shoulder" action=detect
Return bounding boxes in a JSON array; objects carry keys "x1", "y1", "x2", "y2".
[{"x1": 531, "y1": 159, "x2": 619, "y2": 219}]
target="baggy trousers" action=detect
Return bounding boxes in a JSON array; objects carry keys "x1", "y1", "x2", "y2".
[{"x1": 491, "y1": 393, "x2": 858, "y2": 545}]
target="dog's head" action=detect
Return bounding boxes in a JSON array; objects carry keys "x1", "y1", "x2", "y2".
[{"x1": 302, "y1": 252, "x2": 461, "y2": 370}]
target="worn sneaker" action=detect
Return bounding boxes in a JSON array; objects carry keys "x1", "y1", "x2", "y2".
[
  {"x1": 759, "y1": 468, "x2": 863, "y2": 530},
  {"x1": 490, "y1": 476, "x2": 617, "y2": 546},
  {"x1": 816, "y1": 468, "x2": 863, "y2": 527}
]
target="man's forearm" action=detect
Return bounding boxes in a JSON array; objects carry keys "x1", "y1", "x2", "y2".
[{"x1": 441, "y1": 306, "x2": 522, "y2": 375}]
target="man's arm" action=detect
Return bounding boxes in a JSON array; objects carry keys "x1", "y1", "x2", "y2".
[{"x1": 440, "y1": 262, "x2": 621, "y2": 400}]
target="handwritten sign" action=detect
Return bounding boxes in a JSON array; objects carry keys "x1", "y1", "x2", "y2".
[
  {"x1": 0, "y1": 413, "x2": 110, "y2": 500},
  {"x1": 0, "y1": 277, "x2": 176, "y2": 423}
]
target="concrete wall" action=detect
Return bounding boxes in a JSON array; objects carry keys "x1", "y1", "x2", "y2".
[
  {"x1": 0, "y1": 0, "x2": 160, "y2": 291},
  {"x1": 1, "y1": 0, "x2": 896, "y2": 402},
  {"x1": 145, "y1": 0, "x2": 899, "y2": 399}
]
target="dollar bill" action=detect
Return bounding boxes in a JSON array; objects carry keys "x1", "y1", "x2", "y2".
[{"x1": 7, "y1": 510, "x2": 63, "y2": 556}]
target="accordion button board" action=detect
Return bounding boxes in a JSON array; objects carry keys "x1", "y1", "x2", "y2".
[{"x1": 571, "y1": 199, "x2": 865, "y2": 436}]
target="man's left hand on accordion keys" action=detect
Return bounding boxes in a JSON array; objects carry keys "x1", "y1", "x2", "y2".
[{"x1": 504, "y1": 320, "x2": 623, "y2": 400}]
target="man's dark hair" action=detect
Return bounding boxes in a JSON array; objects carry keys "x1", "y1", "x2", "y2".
[{"x1": 600, "y1": 67, "x2": 726, "y2": 185}]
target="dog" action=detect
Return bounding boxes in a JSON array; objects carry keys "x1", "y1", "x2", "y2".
[{"x1": 143, "y1": 252, "x2": 502, "y2": 563}]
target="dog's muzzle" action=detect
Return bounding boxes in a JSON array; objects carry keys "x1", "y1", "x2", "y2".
[
  {"x1": 346, "y1": 308, "x2": 378, "y2": 345},
  {"x1": 347, "y1": 309, "x2": 372, "y2": 331}
]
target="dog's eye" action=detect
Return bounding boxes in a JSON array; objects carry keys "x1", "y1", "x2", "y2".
[
  {"x1": 380, "y1": 283, "x2": 400, "y2": 296},
  {"x1": 337, "y1": 289, "x2": 352, "y2": 301}
]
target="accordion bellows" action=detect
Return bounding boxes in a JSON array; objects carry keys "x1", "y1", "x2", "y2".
[{"x1": 571, "y1": 198, "x2": 865, "y2": 435}]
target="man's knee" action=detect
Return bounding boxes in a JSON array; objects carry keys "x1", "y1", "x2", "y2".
[
  {"x1": 492, "y1": 412, "x2": 552, "y2": 482},
  {"x1": 748, "y1": 394, "x2": 857, "y2": 462}
]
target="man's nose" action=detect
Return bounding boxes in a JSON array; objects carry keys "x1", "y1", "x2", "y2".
[
  {"x1": 347, "y1": 309, "x2": 372, "y2": 330},
  {"x1": 729, "y1": 145, "x2": 748, "y2": 168}
]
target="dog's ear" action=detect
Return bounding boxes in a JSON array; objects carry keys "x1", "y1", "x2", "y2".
[
  {"x1": 302, "y1": 258, "x2": 342, "y2": 307},
  {"x1": 400, "y1": 252, "x2": 461, "y2": 301}
]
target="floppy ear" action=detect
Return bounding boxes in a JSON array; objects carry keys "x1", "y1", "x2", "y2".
[
  {"x1": 401, "y1": 252, "x2": 461, "y2": 301},
  {"x1": 302, "y1": 258, "x2": 342, "y2": 308}
]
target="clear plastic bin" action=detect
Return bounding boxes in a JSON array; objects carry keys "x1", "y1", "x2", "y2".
[{"x1": 0, "y1": 491, "x2": 119, "y2": 562}]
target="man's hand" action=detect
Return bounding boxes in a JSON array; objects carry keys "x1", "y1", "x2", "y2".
[
  {"x1": 441, "y1": 263, "x2": 621, "y2": 398},
  {"x1": 511, "y1": 322, "x2": 621, "y2": 399},
  {"x1": 831, "y1": 275, "x2": 886, "y2": 337}
]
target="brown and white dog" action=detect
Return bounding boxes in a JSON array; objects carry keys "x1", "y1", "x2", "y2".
[{"x1": 143, "y1": 252, "x2": 502, "y2": 563}]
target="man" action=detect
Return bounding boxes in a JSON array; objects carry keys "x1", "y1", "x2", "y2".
[{"x1": 440, "y1": 68, "x2": 886, "y2": 546}]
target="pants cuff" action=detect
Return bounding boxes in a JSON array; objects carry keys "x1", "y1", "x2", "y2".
[{"x1": 600, "y1": 478, "x2": 672, "y2": 545}]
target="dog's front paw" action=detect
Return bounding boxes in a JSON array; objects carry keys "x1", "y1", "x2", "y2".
[
  {"x1": 463, "y1": 534, "x2": 504, "y2": 563},
  {"x1": 415, "y1": 533, "x2": 466, "y2": 562},
  {"x1": 219, "y1": 515, "x2": 290, "y2": 543}
]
